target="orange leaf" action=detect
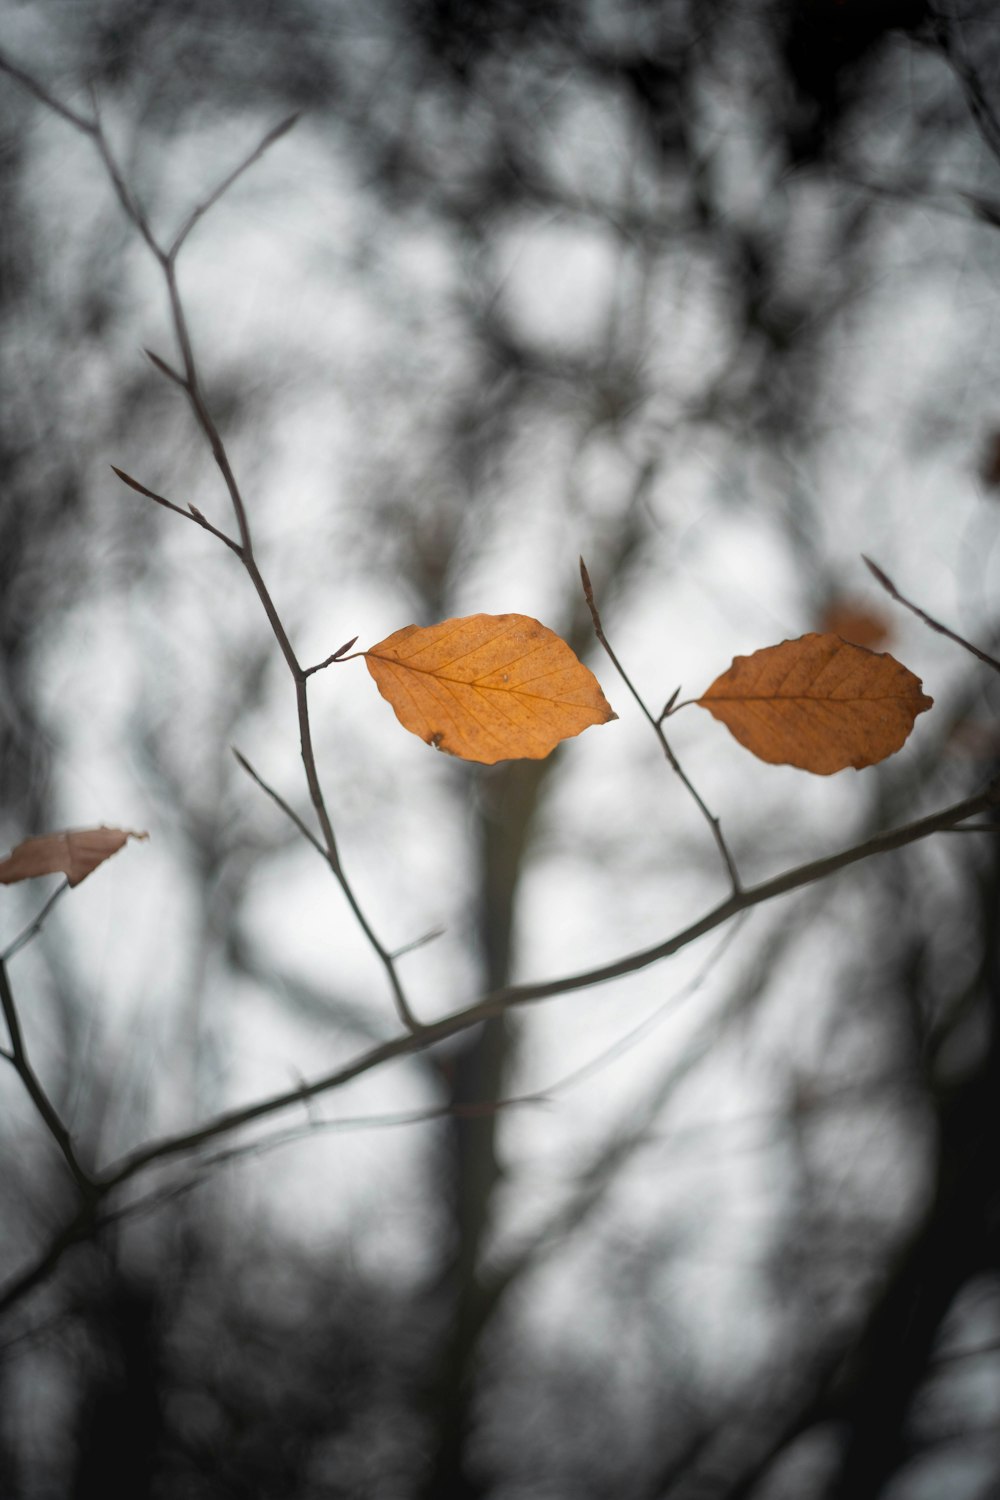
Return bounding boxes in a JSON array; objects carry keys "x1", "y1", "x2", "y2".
[
  {"x1": 365, "y1": 613, "x2": 616, "y2": 764},
  {"x1": 697, "y1": 633, "x2": 932, "y2": 774},
  {"x1": 0, "y1": 827, "x2": 148, "y2": 888}
]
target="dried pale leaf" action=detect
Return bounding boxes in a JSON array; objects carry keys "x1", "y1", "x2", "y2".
[
  {"x1": 697, "y1": 633, "x2": 932, "y2": 774},
  {"x1": 0, "y1": 827, "x2": 149, "y2": 888},
  {"x1": 365, "y1": 613, "x2": 616, "y2": 764}
]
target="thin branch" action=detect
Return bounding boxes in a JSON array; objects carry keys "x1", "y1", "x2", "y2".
[
  {"x1": 290, "y1": 678, "x2": 423, "y2": 1032},
  {"x1": 0, "y1": 1209, "x2": 97, "y2": 1317},
  {"x1": 111, "y1": 467, "x2": 242, "y2": 553},
  {"x1": 95, "y1": 777, "x2": 996, "y2": 1193},
  {"x1": 6, "y1": 60, "x2": 420, "y2": 1034},
  {"x1": 0, "y1": 879, "x2": 70, "y2": 962},
  {"x1": 0, "y1": 52, "x2": 95, "y2": 132},
  {"x1": 864, "y1": 555, "x2": 1000, "y2": 675},
  {"x1": 0, "y1": 960, "x2": 95, "y2": 1200},
  {"x1": 580, "y1": 557, "x2": 742, "y2": 893},
  {"x1": 88, "y1": 106, "x2": 161, "y2": 259},
  {"x1": 231, "y1": 748, "x2": 328, "y2": 861},
  {"x1": 144, "y1": 347, "x2": 186, "y2": 387},
  {"x1": 390, "y1": 927, "x2": 445, "y2": 960},
  {"x1": 0, "y1": 778, "x2": 993, "y2": 1314},
  {"x1": 167, "y1": 112, "x2": 301, "y2": 260},
  {"x1": 231, "y1": 741, "x2": 422, "y2": 1032},
  {"x1": 303, "y1": 637, "x2": 359, "y2": 676}
]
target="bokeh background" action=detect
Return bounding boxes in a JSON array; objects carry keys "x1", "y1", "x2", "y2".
[{"x1": 2, "y1": 2, "x2": 1000, "y2": 1496}]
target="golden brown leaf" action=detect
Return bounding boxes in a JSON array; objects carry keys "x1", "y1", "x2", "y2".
[
  {"x1": 697, "y1": 633, "x2": 932, "y2": 774},
  {"x1": 365, "y1": 613, "x2": 616, "y2": 764},
  {"x1": 0, "y1": 827, "x2": 148, "y2": 888}
]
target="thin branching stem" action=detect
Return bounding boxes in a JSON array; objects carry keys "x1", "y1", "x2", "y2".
[
  {"x1": 7, "y1": 59, "x2": 423, "y2": 1033},
  {"x1": 0, "y1": 880, "x2": 70, "y2": 962},
  {"x1": 0, "y1": 960, "x2": 95, "y2": 1200},
  {"x1": 233, "y1": 745, "x2": 422, "y2": 1031},
  {"x1": 0, "y1": 773, "x2": 995, "y2": 1314},
  {"x1": 232, "y1": 749, "x2": 329, "y2": 861},
  {"x1": 111, "y1": 467, "x2": 241, "y2": 553},
  {"x1": 579, "y1": 557, "x2": 742, "y2": 893},
  {"x1": 167, "y1": 112, "x2": 301, "y2": 261},
  {"x1": 864, "y1": 555, "x2": 1000, "y2": 676},
  {"x1": 92, "y1": 776, "x2": 995, "y2": 1193}
]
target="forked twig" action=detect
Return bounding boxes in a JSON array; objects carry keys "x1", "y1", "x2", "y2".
[
  {"x1": 0, "y1": 960, "x2": 95, "y2": 1200},
  {"x1": 231, "y1": 748, "x2": 328, "y2": 860},
  {"x1": 167, "y1": 112, "x2": 301, "y2": 260},
  {"x1": 92, "y1": 775, "x2": 995, "y2": 1195},
  {"x1": 112, "y1": 467, "x2": 241, "y2": 553},
  {"x1": 0, "y1": 879, "x2": 70, "y2": 962},
  {"x1": 231, "y1": 748, "x2": 422, "y2": 1031},
  {"x1": 0, "y1": 775, "x2": 995, "y2": 1315},
  {"x1": 0, "y1": 53, "x2": 423, "y2": 1034},
  {"x1": 579, "y1": 557, "x2": 742, "y2": 893}
]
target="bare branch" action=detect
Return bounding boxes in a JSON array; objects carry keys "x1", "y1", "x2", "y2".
[
  {"x1": 390, "y1": 927, "x2": 446, "y2": 960},
  {"x1": 111, "y1": 467, "x2": 242, "y2": 553},
  {"x1": 0, "y1": 51, "x2": 95, "y2": 133},
  {"x1": 304, "y1": 637, "x2": 360, "y2": 676},
  {"x1": 0, "y1": 879, "x2": 70, "y2": 962},
  {"x1": 95, "y1": 776, "x2": 996, "y2": 1193},
  {"x1": 0, "y1": 961, "x2": 95, "y2": 1200},
  {"x1": 231, "y1": 747, "x2": 329, "y2": 862},
  {"x1": 144, "y1": 347, "x2": 186, "y2": 387},
  {"x1": 864, "y1": 555, "x2": 1000, "y2": 676},
  {"x1": 580, "y1": 556, "x2": 742, "y2": 893},
  {"x1": 167, "y1": 112, "x2": 301, "y2": 260}
]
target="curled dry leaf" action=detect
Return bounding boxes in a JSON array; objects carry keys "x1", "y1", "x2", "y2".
[
  {"x1": 0, "y1": 827, "x2": 149, "y2": 888},
  {"x1": 365, "y1": 613, "x2": 616, "y2": 764},
  {"x1": 697, "y1": 633, "x2": 932, "y2": 774}
]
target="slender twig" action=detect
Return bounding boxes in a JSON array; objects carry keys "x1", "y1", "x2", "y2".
[
  {"x1": 864, "y1": 555, "x2": 1000, "y2": 676},
  {"x1": 144, "y1": 347, "x2": 186, "y2": 387},
  {"x1": 0, "y1": 879, "x2": 70, "y2": 962},
  {"x1": 0, "y1": 1209, "x2": 97, "y2": 1317},
  {"x1": 303, "y1": 637, "x2": 359, "y2": 676},
  {"x1": 2, "y1": 59, "x2": 422, "y2": 1033},
  {"x1": 167, "y1": 112, "x2": 300, "y2": 261},
  {"x1": 0, "y1": 960, "x2": 95, "y2": 1200},
  {"x1": 111, "y1": 467, "x2": 241, "y2": 553},
  {"x1": 231, "y1": 748, "x2": 328, "y2": 861},
  {"x1": 233, "y1": 740, "x2": 422, "y2": 1032},
  {"x1": 0, "y1": 52, "x2": 94, "y2": 132},
  {"x1": 580, "y1": 557, "x2": 742, "y2": 893},
  {"x1": 94, "y1": 777, "x2": 996, "y2": 1192},
  {"x1": 390, "y1": 927, "x2": 446, "y2": 960}
]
